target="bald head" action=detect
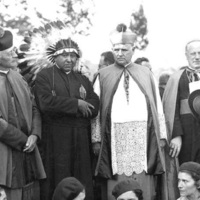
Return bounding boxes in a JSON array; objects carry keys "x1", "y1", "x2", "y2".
[
  {"x1": 185, "y1": 40, "x2": 200, "y2": 52},
  {"x1": 185, "y1": 40, "x2": 200, "y2": 70}
]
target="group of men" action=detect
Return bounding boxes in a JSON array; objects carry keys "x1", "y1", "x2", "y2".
[{"x1": 1, "y1": 21, "x2": 200, "y2": 200}]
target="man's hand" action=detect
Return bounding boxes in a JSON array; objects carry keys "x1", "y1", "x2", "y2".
[
  {"x1": 169, "y1": 136, "x2": 182, "y2": 157},
  {"x1": 78, "y1": 99, "x2": 94, "y2": 117},
  {"x1": 92, "y1": 142, "x2": 101, "y2": 156},
  {"x1": 0, "y1": 118, "x2": 8, "y2": 131},
  {"x1": 0, "y1": 187, "x2": 7, "y2": 200},
  {"x1": 24, "y1": 135, "x2": 38, "y2": 152}
]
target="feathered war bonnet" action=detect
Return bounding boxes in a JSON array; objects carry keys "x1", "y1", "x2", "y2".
[
  {"x1": 18, "y1": 20, "x2": 82, "y2": 82},
  {"x1": 110, "y1": 23, "x2": 137, "y2": 46},
  {"x1": 47, "y1": 37, "x2": 81, "y2": 63}
]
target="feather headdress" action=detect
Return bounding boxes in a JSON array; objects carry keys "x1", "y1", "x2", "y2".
[{"x1": 18, "y1": 20, "x2": 82, "y2": 86}]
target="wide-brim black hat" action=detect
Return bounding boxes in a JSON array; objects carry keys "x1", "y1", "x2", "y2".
[
  {"x1": 0, "y1": 28, "x2": 13, "y2": 51},
  {"x1": 188, "y1": 89, "x2": 200, "y2": 120}
]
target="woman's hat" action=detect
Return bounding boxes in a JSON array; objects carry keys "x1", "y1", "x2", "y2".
[
  {"x1": 52, "y1": 177, "x2": 84, "y2": 200},
  {"x1": 188, "y1": 89, "x2": 200, "y2": 120},
  {"x1": 179, "y1": 161, "x2": 200, "y2": 176},
  {"x1": 112, "y1": 179, "x2": 142, "y2": 198}
]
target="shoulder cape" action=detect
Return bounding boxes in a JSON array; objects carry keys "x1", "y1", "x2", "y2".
[
  {"x1": 162, "y1": 69, "x2": 185, "y2": 140},
  {"x1": 96, "y1": 63, "x2": 165, "y2": 176}
]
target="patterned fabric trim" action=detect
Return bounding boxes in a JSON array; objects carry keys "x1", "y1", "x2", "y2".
[
  {"x1": 159, "y1": 113, "x2": 167, "y2": 140},
  {"x1": 111, "y1": 121, "x2": 147, "y2": 176},
  {"x1": 91, "y1": 75, "x2": 101, "y2": 143},
  {"x1": 91, "y1": 114, "x2": 101, "y2": 143}
]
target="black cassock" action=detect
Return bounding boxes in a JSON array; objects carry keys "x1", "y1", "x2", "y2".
[
  {"x1": 34, "y1": 66, "x2": 99, "y2": 200},
  {"x1": 172, "y1": 70, "x2": 200, "y2": 164}
]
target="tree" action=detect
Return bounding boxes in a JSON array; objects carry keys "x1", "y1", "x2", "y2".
[
  {"x1": 129, "y1": 5, "x2": 148, "y2": 50},
  {"x1": 0, "y1": 0, "x2": 95, "y2": 35}
]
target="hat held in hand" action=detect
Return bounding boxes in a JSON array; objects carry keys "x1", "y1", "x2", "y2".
[
  {"x1": 0, "y1": 27, "x2": 13, "y2": 51},
  {"x1": 188, "y1": 89, "x2": 200, "y2": 120}
]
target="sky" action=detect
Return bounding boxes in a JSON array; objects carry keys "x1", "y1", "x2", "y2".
[
  {"x1": 79, "y1": 0, "x2": 200, "y2": 73},
  {"x1": 5, "y1": 0, "x2": 200, "y2": 73},
  {"x1": 143, "y1": 0, "x2": 200, "y2": 71}
]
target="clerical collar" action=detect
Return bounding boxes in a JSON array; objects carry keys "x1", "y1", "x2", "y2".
[
  {"x1": 0, "y1": 69, "x2": 9, "y2": 74},
  {"x1": 55, "y1": 64, "x2": 71, "y2": 74},
  {"x1": 187, "y1": 66, "x2": 200, "y2": 73}
]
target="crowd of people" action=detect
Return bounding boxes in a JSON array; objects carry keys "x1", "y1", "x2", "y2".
[{"x1": 1, "y1": 21, "x2": 200, "y2": 200}]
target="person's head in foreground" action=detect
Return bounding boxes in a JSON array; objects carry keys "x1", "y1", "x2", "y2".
[
  {"x1": 178, "y1": 162, "x2": 200, "y2": 200},
  {"x1": 112, "y1": 179, "x2": 143, "y2": 200},
  {"x1": 0, "y1": 27, "x2": 18, "y2": 71},
  {"x1": 185, "y1": 40, "x2": 200, "y2": 71},
  {"x1": 52, "y1": 177, "x2": 85, "y2": 200},
  {"x1": 110, "y1": 23, "x2": 136, "y2": 67}
]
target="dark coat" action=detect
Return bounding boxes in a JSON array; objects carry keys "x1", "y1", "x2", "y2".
[
  {"x1": 0, "y1": 70, "x2": 46, "y2": 188},
  {"x1": 163, "y1": 69, "x2": 200, "y2": 164},
  {"x1": 34, "y1": 66, "x2": 99, "y2": 200}
]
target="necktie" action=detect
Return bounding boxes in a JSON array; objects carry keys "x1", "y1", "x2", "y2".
[{"x1": 124, "y1": 69, "x2": 129, "y2": 104}]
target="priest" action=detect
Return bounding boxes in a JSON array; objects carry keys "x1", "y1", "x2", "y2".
[{"x1": 91, "y1": 23, "x2": 178, "y2": 200}]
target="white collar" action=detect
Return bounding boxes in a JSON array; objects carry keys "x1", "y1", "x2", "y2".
[
  {"x1": 187, "y1": 66, "x2": 200, "y2": 73},
  {"x1": 0, "y1": 69, "x2": 9, "y2": 74}
]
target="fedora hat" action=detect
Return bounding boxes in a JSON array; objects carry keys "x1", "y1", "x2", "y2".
[{"x1": 188, "y1": 89, "x2": 200, "y2": 120}]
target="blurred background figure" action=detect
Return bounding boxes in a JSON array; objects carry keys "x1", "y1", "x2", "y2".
[
  {"x1": 158, "y1": 71, "x2": 171, "y2": 99},
  {"x1": 80, "y1": 63, "x2": 91, "y2": 80},
  {"x1": 98, "y1": 51, "x2": 115, "y2": 70},
  {"x1": 52, "y1": 177, "x2": 85, "y2": 200},
  {"x1": 178, "y1": 162, "x2": 200, "y2": 200},
  {"x1": 134, "y1": 57, "x2": 152, "y2": 71},
  {"x1": 93, "y1": 51, "x2": 115, "y2": 81},
  {"x1": 80, "y1": 60, "x2": 98, "y2": 82}
]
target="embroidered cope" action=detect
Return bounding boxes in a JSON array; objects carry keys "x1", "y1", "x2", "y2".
[
  {"x1": 91, "y1": 69, "x2": 167, "y2": 176},
  {"x1": 111, "y1": 70, "x2": 148, "y2": 176}
]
